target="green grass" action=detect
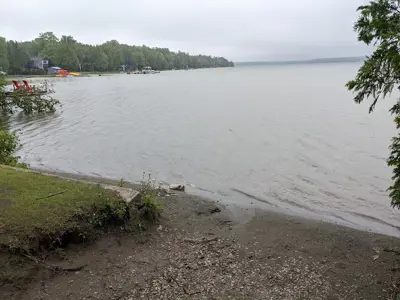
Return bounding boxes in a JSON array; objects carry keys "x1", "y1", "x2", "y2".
[
  {"x1": 80, "y1": 71, "x2": 119, "y2": 75},
  {"x1": 0, "y1": 167, "x2": 127, "y2": 252},
  {"x1": 5, "y1": 75, "x2": 56, "y2": 85}
]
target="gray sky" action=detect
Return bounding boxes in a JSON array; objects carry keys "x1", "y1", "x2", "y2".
[{"x1": 0, "y1": 0, "x2": 369, "y2": 62}]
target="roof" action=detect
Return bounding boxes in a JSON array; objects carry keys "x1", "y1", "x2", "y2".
[{"x1": 49, "y1": 66, "x2": 62, "y2": 70}]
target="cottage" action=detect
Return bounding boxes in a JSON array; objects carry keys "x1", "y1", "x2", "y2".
[{"x1": 31, "y1": 56, "x2": 49, "y2": 70}]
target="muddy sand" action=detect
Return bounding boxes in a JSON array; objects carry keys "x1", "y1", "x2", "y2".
[{"x1": 2, "y1": 180, "x2": 400, "y2": 299}]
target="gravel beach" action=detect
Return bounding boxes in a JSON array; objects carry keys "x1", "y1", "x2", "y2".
[{"x1": 2, "y1": 178, "x2": 400, "y2": 300}]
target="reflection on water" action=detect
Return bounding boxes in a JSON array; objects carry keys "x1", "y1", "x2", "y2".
[{"x1": 7, "y1": 65, "x2": 400, "y2": 236}]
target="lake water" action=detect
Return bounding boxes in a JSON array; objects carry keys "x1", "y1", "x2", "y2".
[{"x1": 8, "y1": 63, "x2": 400, "y2": 236}]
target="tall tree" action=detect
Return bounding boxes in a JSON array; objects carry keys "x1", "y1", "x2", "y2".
[
  {"x1": 56, "y1": 43, "x2": 79, "y2": 70},
  {"x1": 0, "y1": 37, "x2": 8, "y2": 72},
  {"x1": 7, "y1": 41, "x2": 30, "y2": 74},
  {"x1": 89, "y1": 47, "x2": 109, "y2": 71},
  {"x1": 347, "y1": 0, "x2": 400, "y2": 207},
  {"x1": 33, "y1": 32, "x2": 59, "y2": 57}
]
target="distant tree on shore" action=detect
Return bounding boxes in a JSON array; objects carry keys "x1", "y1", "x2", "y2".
[
  {"x1": 347, "y1": 0, "x2": 400, "y2": 207},
  {"x1": 0, "y1": 37, "x2": 8, "y2": 72},
  {"x1": 0, "y1": 33, "x2": 234, "y2": 74}
]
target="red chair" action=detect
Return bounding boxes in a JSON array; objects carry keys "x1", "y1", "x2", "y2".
[
  {"x1": 22, "y1": 80, "x2": 33, "y2": 92},
  {"x1": 12, "y1": 80, "x2": 22, "y2": 91}
]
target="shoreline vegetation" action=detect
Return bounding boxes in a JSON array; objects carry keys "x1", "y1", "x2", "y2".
[{"x1": 0, "y1": 32, "x2": 234, "y2": 76}]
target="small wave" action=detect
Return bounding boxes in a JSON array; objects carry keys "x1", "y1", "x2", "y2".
[
  {"x1": 196, "y1": 186, "x2": 215, "y2": 194},
  {"x1": 321, "y1": 190, "x2": 341, "y2": 200},
  {"x1": 296, "y1": 175, "x2": 316, "y2": 186},
  {"x1": 350, "y1": 212, "x2": 400, "y2": 231},
  {"x1": 269, "y1": 191, "x2": 313, "y2": 211},
  {"x1": 231, "y1": 188, "x2": 276, "y2": 206},
  {"x1": 329, "y1": 213, "x2": 360, "y2": 227},
  {"x1": 368, "y1": 154, "x2": 386, "y2": 161}
]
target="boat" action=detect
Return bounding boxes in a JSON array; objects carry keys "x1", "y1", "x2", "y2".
[
  {"x1": 142, "y1": 66, "x2": 154, "y2": 74},
  {"x1": 141, "y1": 67, "x2": 160, "y2": 74},
  {"x1": 69, "y1": 72, "x2": 81, "y2": 76}
]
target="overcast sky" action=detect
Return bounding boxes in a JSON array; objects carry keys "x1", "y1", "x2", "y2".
[{"x1": 0, "y1": 0, "x2": 369, "y2": 62}]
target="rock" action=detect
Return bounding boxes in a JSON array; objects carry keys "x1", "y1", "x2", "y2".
[
  {"x1": 210, "y1": 207, "x2": 221, "y2": 214},
  {"x1": 101, "y1": 185, "x2": 140, "y2": 204},
  {"x1": 156, "y1": 186, "x2": 170, "y2": 197},
  {"x1": 101, "y1": 185, "x2": 143, "y2": 213},
  {"x1": 169, "y1": 184, "x2": 185, "y2": 192}
]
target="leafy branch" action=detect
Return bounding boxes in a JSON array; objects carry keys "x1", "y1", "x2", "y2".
[{"x1": 347, "y1": 0, "x2": 400, "y2": 207}]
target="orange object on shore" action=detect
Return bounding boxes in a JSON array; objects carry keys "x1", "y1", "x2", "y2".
[{"x1": 58, "y1": 69, "x2": 69, "y2": 76}]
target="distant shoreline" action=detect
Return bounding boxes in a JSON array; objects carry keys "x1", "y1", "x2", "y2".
[{"x1": 235, "y1": 56, "x2": 365, "y2": 66}]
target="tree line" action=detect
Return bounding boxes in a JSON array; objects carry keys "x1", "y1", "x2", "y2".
[{"x1": 0, "y1": 32, "x2": 234, "y2": 74}]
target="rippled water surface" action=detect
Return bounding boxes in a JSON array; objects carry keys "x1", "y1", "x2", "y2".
[{"x1": 8, "y1": 63, "x2": 400, "y2": 236}]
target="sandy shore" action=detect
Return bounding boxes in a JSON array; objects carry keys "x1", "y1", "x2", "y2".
[{"x1": 2, "y1": 172, "x2": 400, "y2": 299}]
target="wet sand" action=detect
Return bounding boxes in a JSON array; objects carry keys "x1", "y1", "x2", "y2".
[{"x1": 2, "y1": 172, "x2": 400, "y2": 299}]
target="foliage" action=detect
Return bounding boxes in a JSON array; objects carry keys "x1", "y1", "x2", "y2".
[
  {"x1": 6, "y1": 41, "x2": 30, "y2": 74},
  {"x1": 0, "y1": 130, "x2": 19, "y2": 166},
  {"x1": 139, "y1": 173, "x2": 163, "y2": 221},
  {"x1": 0, "y1": 32, "x2": 234, "y2": 74},
  {"x1": 8, "y1": 89, "x2": 59, "y2": 115},
  {"x1": 89, "y1": 191, "x2": 128, "y2": 227},
  {"x1": 119, "y1": 178, "x2": 125, "y2": 187},
  {"x1": 346, "y1": 0, "x2": 400, "y2": 207},
  {"x1": 0, "y1": 37, "x2": 9, "y2": 72},
  {"x1": 0, "y1": 75, "x2": 59, "y2": 114}
]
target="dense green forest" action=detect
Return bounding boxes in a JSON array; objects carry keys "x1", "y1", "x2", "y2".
[{"x1": 0, "y1": 32, "x2": 234, "y2": 74}]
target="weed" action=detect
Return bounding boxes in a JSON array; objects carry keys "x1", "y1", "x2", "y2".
[
  {"x1": 118, "y1": 178, "x2": 125, "y2": 187},
  {"x1": 139, "y1": 172, "x2": 163, "y2": 222}
]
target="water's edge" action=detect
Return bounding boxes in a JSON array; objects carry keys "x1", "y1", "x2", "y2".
[{"x1": 28, "y1": 166, "x2": 400, "y2": 238}]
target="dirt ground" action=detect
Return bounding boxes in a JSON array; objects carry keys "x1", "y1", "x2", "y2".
[{"x1": 2, "y1": 190, "x2": 400, "y2": 300}]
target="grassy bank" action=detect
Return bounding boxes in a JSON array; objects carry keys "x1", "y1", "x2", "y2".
[
  {"x1": 0, "y1": 167, "x2": 128, "y2": 253},
  {"x1": 0, "y1": 167, "x2": 165, "y2": 287},
  {"x1": 5, "y1": 75, "x2": 56, "y2": 85}
]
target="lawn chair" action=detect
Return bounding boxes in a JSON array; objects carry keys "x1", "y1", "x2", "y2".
[
  {"x1": 22, "y1": 80, "x2": 33, "y2": 92},
  {"x1": 12, "y1": 80, "x2": 22, "y2": 91}
]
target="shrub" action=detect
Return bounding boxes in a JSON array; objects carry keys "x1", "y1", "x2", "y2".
[
  {"x1": 0, "y1": 130, "x2": 20, "y2": 166},
  {"x1": 89, "y1": 191, "x2": 128, "y2": 227}
]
